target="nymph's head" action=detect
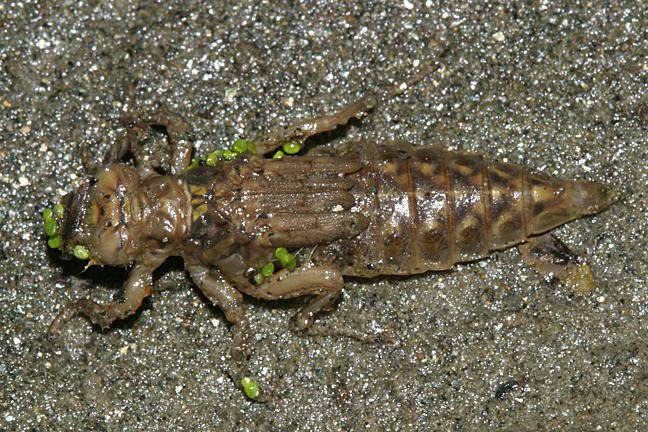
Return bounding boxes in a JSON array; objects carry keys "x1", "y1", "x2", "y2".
[{"x1": 46, "y1": 164, "x2": 143, "y2": 266}]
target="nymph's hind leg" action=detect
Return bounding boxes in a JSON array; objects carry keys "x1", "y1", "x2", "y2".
[
  {"x1": 239, "y1": 265, "x2": 347, "y2": 331},
  {"x1": 288, "y1": 291, "x2": 342, "y2": 331},
  {"x1": 288, "y1": 291, "x2": 389, "y2": 343},
  {"x1": 253, "y1": 63, "x2": 438, "y2": 155},
  {"x1": 245, "y1": 265, "x2": 344, "y2": 301},
  {"x1": 106, "y1": 109, "x2": 193, "y2": 176},
  {"x1": 518, "y1": 233, "x2": 595, "y2": 295},
  {"x1": 247, "y1": 266, "x2": 383, "y2": 342}
]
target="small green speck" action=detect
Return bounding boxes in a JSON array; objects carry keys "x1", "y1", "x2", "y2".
[
  {"x1": 274, "y1": 247, "x2": 288, "y2": 259},
  {"x1": 246, "y1": 141, "x2": 257, "y2": 154},
  {"x1": 282, "y1": 142, "x2": 300, "y2": 154},
  {"x1": 232, "y1": 139, "x2": 249, "y2": 154},
  {"x1": 280, "y1": 253, "x2": 296, "y2": 270},
  {"x1": 206, "y1": 150, "x2": 222, "y2": 166},
  {"x1": 183, "y1": 158, "x2": 202, "y2": 172},
  {"x1": 47, "y1": 235, "x2": 61, "y2": 249},
  {"x1": 43, "y1": 208, "x2": 53, "y2": 220},
  {"x1": 253, "y1": 273, "x2": 264, "y2": 285},
  {"x1": 52, "y1": 203, "x2": 64, "y2": 218},
  {"x1": 44, "y1": 218, "x2": 58, "y2": 236},
  {"x1": 240, "y1": 377, "x2": 260, "y2": 399},
  {"x1": 73, "y1": 245, "x2": 91, "y2": 260},
  {"x1": 261, "y1": 262, "x2": 275, "y2": 277},
  {"x1": 222, "y1": 149, "x2": 236, "y2": 160},
  {"x1": 272, "y1": 150, "x2": 285, "y2": 159}
]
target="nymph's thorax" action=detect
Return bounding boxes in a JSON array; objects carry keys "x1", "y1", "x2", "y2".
[{"x1": 133, "y1": 174, "x2": 193, "y2": 247}]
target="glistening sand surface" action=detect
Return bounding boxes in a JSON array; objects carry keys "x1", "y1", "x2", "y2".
[{"x1": 1, "y1": 1, "x2": 647, "y2": 430}]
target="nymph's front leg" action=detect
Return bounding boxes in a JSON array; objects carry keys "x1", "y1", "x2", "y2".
[
  {"x1": 184, "y1": 260, "x2": 254, "y2": 389},
  {"x1": 48, "y1": 261, "x2": 160, "y2": 332},
  {"x1": 106, "y1": 109, "x2": 193, "y2": 175}
]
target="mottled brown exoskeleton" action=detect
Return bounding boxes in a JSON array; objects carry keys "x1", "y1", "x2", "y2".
[{"x1": 47, "y1": 67, "x2": 618, "y2": 400}]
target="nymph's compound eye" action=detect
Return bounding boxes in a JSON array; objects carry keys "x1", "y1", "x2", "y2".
[{"x1": 60, "y1": 186, "x2": 90, "y2": 243}]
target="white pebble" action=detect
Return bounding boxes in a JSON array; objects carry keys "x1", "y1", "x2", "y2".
[
  {"x1": 36, "y1": 39, "x2": 50, "y2": 49},
  {"x1": 225, "y1": 88, "x2": 237, "y2": 102}
]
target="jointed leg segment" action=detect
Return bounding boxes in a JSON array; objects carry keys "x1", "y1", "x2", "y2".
[
  {"x1": 253, "y1": 63, "x2": 440, "y2": 155},
  {"x1": 184, "y1": 261, "x2": 253, "y2": 381},
  {"x1": 247, "y1": 265, "x2": 344, "y2": 299},
  {"x1": 234, "y1": 264, "x2": 346, "y2": 333},
  {"x1": 106, "y1": 109, "x2": 193, "y2": 176},
  {"x1": 289, "y1": 291, "x2": 342, "y2": 332},
  {"x1": 48, "y1": 263, "x2": 156, "y2": 332}
]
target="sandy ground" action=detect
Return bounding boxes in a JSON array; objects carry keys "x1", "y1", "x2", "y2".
[{"x1": 1, "y1": 1, "x2": 647, "y2": 430}]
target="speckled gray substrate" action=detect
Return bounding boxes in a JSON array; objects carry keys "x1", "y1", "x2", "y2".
[{"x1": 1, "y1": 1, "x2": 647, "y2": 431}]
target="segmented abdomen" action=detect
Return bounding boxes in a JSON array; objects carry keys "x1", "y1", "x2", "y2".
[{"x1": 312, "y1": 143, "x2": 590, "y2": 277}]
